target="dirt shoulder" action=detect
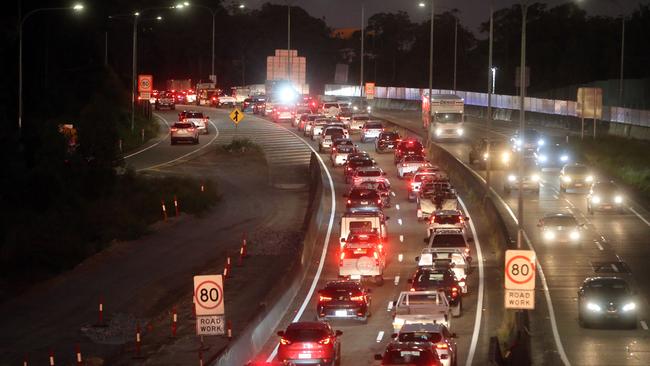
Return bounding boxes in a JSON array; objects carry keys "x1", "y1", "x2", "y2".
[{"x1": 0, "y1": 149, "x2": 308, "y2": 366}]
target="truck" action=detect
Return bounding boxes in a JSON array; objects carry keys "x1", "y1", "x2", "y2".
[
  {"x1": 391, "y1": 290, "x2": 450, "y2": 333},
  {"x1": 339, "y1": 207, "x2": 388, "y2": 246},
  {"x1": 166, "y1": 79, "x2": 192, "y2": 92},
  {"x1": 422, "y1": 93, "x2": 465, "y2": 140},
  {"x1": 416, "y1": 181, "x2": 457, "y2": 221}
]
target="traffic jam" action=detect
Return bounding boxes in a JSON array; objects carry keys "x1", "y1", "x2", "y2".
[{"x1": 249, "y1": 96, "x2": 476, "y2": 366}]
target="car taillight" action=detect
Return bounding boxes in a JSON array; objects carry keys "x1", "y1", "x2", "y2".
[
  {"x1": 436, "y1": 343, "x2": 449, "y2": 349},
  {"x1": 347, "y1": 199, "x2": 351, "y2": 204},
  {"x1": 319, "y1": 295, "x2": 332, "y2": 302},
  {"x1": 402, "y1": 163, "x2": 407, "y2": 167},
  {"x1": 188, "y1": 127, "x2": 195, "y2": 131},
  {"x1": 410, "y1": 288, "x2": 415, "y2": 292},
  {"x1": 451, "y1": 287, "x2": 459, "y2": 298},
  {"x1": 465, "y1": 248, "x2": 470, "y2": 254},
  {"x1": 377, "y1": 199, "x2": 382, "y2": 204},
  {"x1": 318, "y1": 337, "x2": 332, "y2": 345},
  {"x1": 171, "y1": 128, "x2": 178, "y2": 132},
  {"x1": 280, "y1": 337, "x2": 291, "y2": 345},
  {"x1": 211, "y1": 97, "x2": 216, "y2": 101},
  {"x1": 378, "y1": 244, "x2": 383, "y2": 253},
  {"x1": 332, "y1": 148, "x2": 336, "y2": 152}
]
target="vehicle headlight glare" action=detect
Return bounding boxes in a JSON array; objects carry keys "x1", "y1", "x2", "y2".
[
  {"x1": 483, "y1": 152, "x2": 489, "y2": 160},
  {"x1": 531, "y1": 174, "x2": 540, "y2": 182},
  {"x1": 562, "y1": 176, "x2": 572, "y2": 183},
  {"x1": 614, "y1": 195, "x2": 623, "y2": 204},
  {"x1": 508, "y1": 175, "x2": 516, "y2": 182},
  {"x1": 587, "y1": 302, "x2": 602, "y2": 312},
  {"x1": 353, "y1": 106, "x2": 358, "y2": 111},
  {"x1": 622, "y1": 302, "x2": 636, "y2": 312},
  {"x1": 591, "y1": 196, "x2": 601, "y2": 204},
  {"x1": 457, "y1": 128, "x2": 464, "y2": 135},
  {"x1": 561, "y1": 155, "x2": 569, "y2": 162},
  {"x1": 538, "y1": 139, "x2": 545, "y2": 146},
  {"x1": 586, "y1": 175, "x2": 594, "y2": 182},
  {"x1": 538, "y1": 155, "x2": 548, "y2": 162},
  {"x1": 544, "y1": 231, "x2": 556, "y2": 240},
  {"x1": 435, "y1": 128, "x2": 442, "y2": 136},
  {"x1": 570, "y1": 231, "x2": 580, "y2": 241},
  {"x1": 502, "y1": 152, "x2": 510, "y2": 163},
  {"x1": 515, "y1": 139, "x2": 522, "y2": 146}
]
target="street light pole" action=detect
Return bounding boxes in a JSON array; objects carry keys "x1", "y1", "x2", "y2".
[
  {"x1": 360, "y1": 3, "x2": 365, "y2": 98},
  {"x1": 428, "y1": 0, "x2": 434, "y2": 138},
  {"x1": 287, "y1": 3, "x2": 291, "y2": 84},
  {"x1": 486, "y1": 1, "x2": 494, "y2": 195},
  {"x1": 453, "y1": 16, "x2": 457, "y2": 92},
  {"x1": 131, "y1": 14, "x2": 138, "y2": 133},
  {"x1": 618, "y1": 16, "x2": 625, "y2": 106},
  {"x1": 517, "y1": 3, "x2": 529, "y2": 249}
]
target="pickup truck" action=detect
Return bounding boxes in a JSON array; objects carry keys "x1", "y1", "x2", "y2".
[
  {"x1": 416, "y1": 182, "x2": 457, "y2": 221},
  {"x1": 392, "y1": 290, "x2": 450, "y2": 333},
  {"x1": 397, "y1": 155, "x2": 430, "y2": 179},
  {"x1": 217, "y1": 95, "x2": 237, "y2": 108}
]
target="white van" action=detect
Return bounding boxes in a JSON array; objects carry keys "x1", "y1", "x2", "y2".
[{"x1": 339, "y1": 208, "x2": 388, "y2": 247}]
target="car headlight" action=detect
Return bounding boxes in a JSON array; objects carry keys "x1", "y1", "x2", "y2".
[
  {"x1": 508, "y1": 175, "x2": 517, "y2": 182},
  {"x1": 544, "y1": 230, "x2": 556, "y2": 240},
  {"x1": 353, "y1": 106, "x2": 358, "y2": 111},
  {"x1": 586, "y1": 175, "x2": 594, "y2": 182},
  {"x1": 538, "y1": 155, "x2": 548, "y2": 162},
  {"x1": 501, "y1": 152, "x2": 510, "y2": 163},
  {"x1": 483, "y1": 152, "x2": 489, "y2": 160},
  {"x1": 622, "y1": 302, "x2": 636, "y2": 312},
  {"x1": 435, "y1": 128, "x2": 442, "y2": 136},
  {"x1": 560, "y1": 155, "x2": 569, "y2": 162},
  {"x1": 591, "y1": 196, "x2": 601, "y2": 204},
  {"x1": 587, "y1": 302, "x2": 602, "y2": 312},
  {"x1": 367, "y1": 106, "x2": 372, "y2": 112},
  {"x1": 570, "y1": 231, "x2": 580, "y2": 241},
  {"x1": 457, "y1": 128, "x2": 464, "y2": 135},
  {"x1": 515, "y1": 139, "x2": 522, "y2": 146},
  {"x1": 531, "y1": 174, "x2": 540, "y2": 182},
  {"x1": 538, "y1": 139, "x2": 545, "y2": 146},
  {"x1": 614, "y1": 195, "x2": 623, "y2": 204},
  {"x1": 562, "y1": 176, "x2": 572, "y2": 183}
]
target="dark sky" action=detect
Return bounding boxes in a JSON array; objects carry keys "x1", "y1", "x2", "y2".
[{"x1": 243, "y1": 0, "x2": 643, "y2": 35}]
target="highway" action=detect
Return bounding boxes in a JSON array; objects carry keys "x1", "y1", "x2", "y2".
[{"x1": 373, "y1": 109, "x2": 650, "y2": 365}]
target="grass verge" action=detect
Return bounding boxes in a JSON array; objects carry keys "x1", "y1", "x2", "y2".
[
  {"x1": 216, "y1": 137, "x2": 263, "y2": 155},
  {"x1": 118, "y1": 113, "x2": 162, "y2": 153}
]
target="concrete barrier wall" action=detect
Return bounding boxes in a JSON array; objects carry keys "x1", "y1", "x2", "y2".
[{"x1": 211, "y1": 152, "x2": 330, "y2": 366}]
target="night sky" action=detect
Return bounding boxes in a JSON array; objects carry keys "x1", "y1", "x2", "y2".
[{"x1": 243, "y1": 0, "x2": 643, "y2": 34}]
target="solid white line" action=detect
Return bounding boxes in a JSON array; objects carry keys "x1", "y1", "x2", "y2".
[
  {"x1": 640, "y1": 320, "x2": 648, "y2": 330},
  {"x1": 594, "y1": 241, "x2": 604, "y2": 251},
  {"x1": 266, "y1": 124, "x2": 337, "y2": 363},
  {"x1": 394, "y1": 275, "x2": 400, "y2": 285},
  {"x1": 458, "y1": 196, "x2": 485, "y2": 366},
  {"x1": 391, "y1": 191, "x2": 396, "y2": 197},
  {"x1": 629, "y1": 207, "x2": 650, "y2": 227},
  {"x1": 137, "y1": 119, "x2": 220, "y2": 172},
  {"x1": 396, "y1": 204, "x2": 400, "y2": 210},
  {"x1": 387, "y1": 301, "x2": 393, "y2": 311},
  {"x1": 123, "y1": 113, "x2": 170, "y2": 159},
  {"x1": 376, "y1": 331, "x2": 385, "y2": 343},
  {"x1": 399, "y1": 235, "x2": 404, "y2": 243}
]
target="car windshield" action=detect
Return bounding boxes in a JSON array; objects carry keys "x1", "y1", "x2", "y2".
[
  {"x1": 384, "y1": 349, "x2": 436, "y2": 365},
  {"x1": 337, "y1": 145, "x2": 355, "y2": 153},
  {"x1": 174, "y1": 123, "x2": 194, "y2": 129},
  {"x1": 544, "y1": 216, "x2": 577, "y2": 226},
  {"x1": 357, "y1": 182, "x2": 388, "y2": 191},
  {"x1": 353, "y1": 116, "x2": 370, "y2": 121},
  {"x1": 435, "y1": 113, "x2": 462, "y2": 123},
  {"x1": 594, "y1": 183, "x2": 618, "y2": 193},
  {"x1": 400, "y1": 142, "x2": 423, "y2": 150},
  {"x1": 349, "y1": 220, "x2": 374, "y2": 232},
  {"x1": 414, "y1": 174, "x2": 435, "y2": 182},
  {"x1": 380, "y1": 132, "x2": 399, "y2": 140},
  {"x1": 404, "y1": 155, "x2": 425, "y2": 163},
  {"x1": 186, "y1": 112, "x2": 204, "y2": 118},
  {"x1": 358, "y1": 170, "x2": 381, "y2": 177},
  {"x1": 434, "y1": 215, "x2": 461, "y2": 224},
  {"x1": 365, "y1": 123, "x2": 383, "y2": 129},
  {"x1": 565, "y1": 166, "x2": 589, "y2": 175},
  {"x1": 351, "y1": 160, "x2": 375, "y2": 168},
  {"x1": 397, "y1": 332, "x2": 443, "y2": 343},
  {"x1": 325, "y1": 128, "x2": 344, "y2": 136},
  {"x1": 350, "y1": 190, "x2": 380, "y2": 199},
  {"x1": 322, "y1": 286, "x2": 362, "y2": 299},
  {"x1": 285, "y1": 327, "x2": 329, "y2": 342},
  {"x1": 586, "y1": 280, "x2": 629, "y2": 296},
  {"x1": 415, "y1": 270, "x2": 453, "y2": 285},
  {"x1": 431, "y1": 234, "x2": 466, "y2": 247}
]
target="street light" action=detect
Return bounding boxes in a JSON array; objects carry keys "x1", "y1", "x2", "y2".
[
  {"x1": 417, "y1": 0, "x2": 434, "y2": 137},
  {"x1": 177, "y1": 3, "x2": 218, "y2": 82},
  {"x1": 239, "y1": 4, "x2": 246, "y2": 9},
  {"x1": 17, "y1": 3, "x2": 84, "y2": 133}
]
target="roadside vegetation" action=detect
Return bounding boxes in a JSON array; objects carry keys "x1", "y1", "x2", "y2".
[
  {"x1": 573, "y1": 136, "x2": 650, "y2": 202},
  {"x1": 216, "y1": 137, "x2": 263, "y2": 155}
]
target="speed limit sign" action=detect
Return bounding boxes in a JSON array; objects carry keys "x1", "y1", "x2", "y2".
[
  {"x1": 193, "y1": 275, "x2": 224, "y2": 316},
  {"x1": 504, "y1": 250, "x2": 536, "y2": 290}
]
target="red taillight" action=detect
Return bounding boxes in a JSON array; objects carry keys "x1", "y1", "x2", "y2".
[
  {"x1": 318, "y1": 337, "x2": 332, "y2": 345},
  {"x1": 377, "y1": 199, "x2": 382, "y2": 204},
  {"x1": 350, "y1": 295, "x2": 364, "y2": 302},
  {"x1": 171, "y1": 128, "x2": 178, "y2": 132},
  {"x1": 319, "y1": 295, "x2": 333, "y2": 302},
  {"x1": 280, "y1": 337, "x2": 291, "y2": 345},
  {"x1": 465, "y1": 248, "x2": 470, "y2": 254},
  {"x1": 340, "y1": 252, "x2": 345, "y2": 260},
  {"x1": 373, "y1": 252, "x2": 379, "y2": 259},
  {"x1": 211, "y1": 97, "x2": 216, "y2": 101},
  {"x1": 347, "y1": 199, "x2": 351, "y2": 204},
  {"x1": 332, "y1": 148, "x2": 337, "y2": 152},
  {"x1": 187, "y1": 127, "x2": 195, "y2": 131},
  {"x1": 410, "y1": 288, "x2": 415, "y2": 292},
  {"x1": 402, "y1": 163, "x2": 408, "y2": 167},
  {"x1": 436, "y1": 343, "x2": 449, "y2": 349},
  {"x1": 451, "y1": 287, "x2": 459, "y2": 298}
]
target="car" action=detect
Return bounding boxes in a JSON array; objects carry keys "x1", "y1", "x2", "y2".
[
  {"x1": 216, "y1": 94, "x2": 237, "y2": 108},
  {"x1": 375, "y1": 342, "x2": 442, "y2": 366},
  {"x1": 407, "y1": 267, "x2": 463, "y2": 317},
  {"x1": 537, "y1": 213, "x2": 584, "y2": 243},
  {"x1": 177, "y1": 110, "x2": 188, "y2": 121},
  {"x1": 349, "y1": 114, "x2": 370, "y2": 133},
  {"x1": 350, "y1": 166, "x2": 388, "y2": 186},
  {"x1": 354, "y1": 180, "x2": 392, "y2": 208},
  {"x1": 339, "y1": 232, "x2": 386, "y2": 284},
  {"x1": 293, "y1": 108, "x2": 311, "y2": 127},
  {"x1": 416, "y1": 248, "x2": 471, "y2": 294},
  {"x1": 511, "y1": 128, "x2": 544, "y2": 156},
  {"x1": 587, "y1": 181, "x2": 626, "y2": 214},
  {"x1": 426, "y1": 228, "x2": 471, "y2": 256},
  {"x1": 273, "y1": 105, "x2": 294, "y2": 122},
  {"x1": 316, "y1": 280, "x2": 371, "y2": 323},
  {"x1": 427, "y1": 210, "x2": 469, "y2": 237},
  {"x1": 181, "y1": 111, "x2": 209, "y2": 134},
  {"x1": 311, "y1": 119, "x2": 331, "y2": 140},
  {"x1": 360, "y1": 121, "x2": 384, "y2": 142},
  {"x1": 320, "y1": 102, "x2": 342, "y2": 118},
  {"x1": 417, "y1": 181, "x2": 457, "y2": 221},
  {"x1": 252, "y1": 96, "x2": 267, "y2": 114},
  {"x1": 559, "y1": 163, "x2": 595, "y2": 192},
  {"x1": 468, "y1": 138, "x2": 512, "y2": 169},
  {"x1": 390, "y1": 323, "x2": 457, "y2": 366},
  {"x1": 344, "y1": 156, "x2": 375, "y2": 183},
  {"x1": 155, "y1": 91, "x2": 175, "y2": 110},
  {"x1": 535, "y1": 139, "x2": 572, "y2": 169},
  {"x1": 408, "y1": 166, "x2": 443, "y2": 201},
  {"x1": 397, "y1": 155, "x2": 430, "y2": 179},
  {"x1": 242, "y1": 97, "x2": 255, "y2": 113},
  {"x1": 351, "y1": 100, "x2": 372, "y2": 114},
  {"x1": 394, "y1": 139, "x2": 425, "y2": 163},
  {"x1": 337, "y1": 107, "x2": 353, "y2": 126},
  {"x1": 375, "y1": 131, "x2": 401, "y2": 153},
  {"x1": 319, "y1": 126, "x2": 348, "y2": 152},
  {"x1": 339, "y1": 206, "x2": 389, "y2": 244},
  {"x1": 504, "y1": 160, "x2": 541, "y2": 194},
  {"x1": 300, "y1": 114, "x2": 326, "y2": 132},
  {"x1": 578, "y1": 277, "x2": 637, "y2": 329},
  {"x1": 276, "y1": 321, "x2": 342, "y2": 366},
  {"x1": 344, "y1": 187, "x2": 383, "y2": 209},
  {"x1": 170, "y1": 122, "x2": 199, "y2": 145},
  {"x1": 330, "y1": 140, "x2": 357, "y2": 167}
]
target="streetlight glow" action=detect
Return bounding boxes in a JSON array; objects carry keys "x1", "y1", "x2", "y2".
[
  {"x1": 239, "y1": 4, "x2": 246, "y2": 9},
  {"x1": 134, "y1": 11, "x2": 140, "y2": 16},
  {"x1": 418, "y1": 2, "x2": 426, "y2": 7},
  {"x1": 156, "y1": 16, "x2": 162, "y2": 20},
  {"x1": 175, "y1": 4, "x2": 184, "y2": 9},
  {"x1": 184, "y1": 2, "x2": 190, "y2": 6},
  {"x1": 72, "y1": 4, "x2": 84, "y2": 11}
]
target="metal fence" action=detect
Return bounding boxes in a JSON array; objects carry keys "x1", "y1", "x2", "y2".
[{"x1": 324, "y1": 84, "x2": 650, "y2": 128}]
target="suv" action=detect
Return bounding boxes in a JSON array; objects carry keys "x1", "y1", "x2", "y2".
[
  {"x1": 349, "y1": 114, "x2": 370, "y2": 132},
  {"x1": 408, "y1": 166, "x2": 443, "y2": 201},
  {"x1": 155, "y1": 91, "x2": 175, "y2": 110},
  {"x1": 345, "y1": 187, "x2": 383, "y2": 209},
  {"x1": 578, "y1": 277, "x2": 637, "y2": 329},
  {"x1": 587, "y1": 181, "x2": 626, "y2": 214},
  {"x1": 319, "y1": 126, "x2": 348, "y2": 152},
  {"x1": 374, "y1": 342, "x2": 442, "y2": 366},
  {"x1": 469, "y1": 138, "x2": 512, "y2": 169},
  {"x1": 427, "y1": 210, "x2": 469, "y2": 237},
  {"x1": 395, "y1": 139, "x2": 425, "y2": 163},
  {"x1": 351, "y1": 166, "x2": 387, "y2": 186},
  {"x1": 559, "y1": 163, "x2": 594, "y2": 192},
  {"x1": 408, "y1": 267, "x2": 463, "y2": 317},
  {"x1": 170, "y1": 122, "x2": 199, "y2": 145},
  {"x1": 360, "y1": 121, "x2": 384, "y2": 142},
  {"x1": 504, "y1": 160, "x2": 541, "y2": 194},
  {"x1": 344, "y1": 156, "x2": 375, "y2": 183},
  {"x1": 426, "y1": 228, "x2": 471, "y2": 256},
  {"x1": 339, "y1": 232, "x2": 386, "y2": 284},
  {"x1": 316, "y1": 280, "x2": 371, "y2": 323},
  {"x1": 277, "y1": 322, "x2": 342, "y2": 365},
  {"x1": 390, "y1": 323, "x2": 457, "y2": 366},
  {"x1": 376, "y1": 131, "x2": 401, "y2": 153}
]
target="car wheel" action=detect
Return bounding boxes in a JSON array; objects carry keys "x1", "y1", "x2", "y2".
[
  {"x1": 194, "y1": 138, "x2": 199, "y2": 145},
  {"x1": 171, "y1": 140, "x2": 177, "y2": 145}
]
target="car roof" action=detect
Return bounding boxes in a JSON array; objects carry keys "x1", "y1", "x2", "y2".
[
  {"x1": 542, "y1": 213, "x2": 575, "y2": 219},
  {"x1": 399, "y1": 323, "x2": 447, "y2": 333},
  {"x1": 583, "y1": 276, "x2": 627, "y2": 284},
  {"x1": 433, "y1": 210, "x2": 463, "y2": 216},
  {"x1": 286, "y1": 321, "x2": 329, "y2": 330}
]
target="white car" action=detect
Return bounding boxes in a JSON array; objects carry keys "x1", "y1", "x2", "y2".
[
  {"x1": 397, "y1": 155, "x2": 430, "y2": 178},
  {"x1": 417, "y1": 182, "x2": 458, "y2": 222},
  {"x1": 330, "y1": 140, "x2": 357, "y2": 166},
  {"x1": 182, "y1": 111, "x2": 209, "y2": 134},
  {"x1": 319, "y1": 126, "x2": 347, "y2": 152},
  {"x1": 339, "y1": 232, "x2": 385, "y2": 285},
  {"x1": 391, "y1": 323, "x2": 458, "y2": 366},
  {"x1": 311, "y1": 120, "x2": 330, "y2": 140},
  {"x1": 350, "y1": 166, "x2": 389, "y2": 186},
  {"x1": 360, "y1": 121, "x2": 384, "y2": 142},
  {"x1": 427, "y1": 210, "x2": 469, "y2": 237},
  {"x1": 349, "y1": 114, "x2": 370, "y2": 133},
  {"x1": 320, "y1": 102, "x2": 341, "y2": 118}
]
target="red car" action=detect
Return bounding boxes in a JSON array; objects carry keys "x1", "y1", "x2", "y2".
[{"x1": 277, "y1": 321, "x2": 342, "y2": 366}]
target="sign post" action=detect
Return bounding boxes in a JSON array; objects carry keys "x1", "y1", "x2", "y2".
[
  {"x1": 504, "y1": 250, "x2": 536, "y2": 310},
  {"x1": 193, "y1": 275, "x2": 225, "y2": 336},
  {"x1": 576, "y1": 87, "x2": 602, "y2": 140},
  {"x1": 138, "y1": 74, "x2": 153, "y2": 101},
  {"x1": 365, "y1": 82, "x2": 375, "y2": 100}
]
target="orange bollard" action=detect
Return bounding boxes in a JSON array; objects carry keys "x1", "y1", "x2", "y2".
[
  {"x1": 48, "y1": 349, "x2": 55, "y2": 366},
  {"x1": 75, "y1": 344, "x2": 83, "y2": 366},
  {"x1": 173, "y1": 195, "x2": 179, "y2": 217},
  {"x1": 171, "y1": 307, "x2": 178, "y2": 337},
  {"x1": 135, "y1": 322, "x2": 142, "y2": 357},
  {"x1": 161, "y1": 200, "x2": 168, "y2": 221}
]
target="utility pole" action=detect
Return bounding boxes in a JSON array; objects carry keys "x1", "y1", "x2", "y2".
[
  {"x1": 486, "y1": 1, "x2": 494, "y2": 195},
  {"x1": 618, "y1": 16, "x2": 625, "y2": 106},
  {"x1": 517, "y1": 3, "x2": 528, "y2": 249},
  {"x1": 427, "y1": 0, "x2": 434, "y2": 138},
  {"x1": 131, "y1": 14, "x2": 138, "y2": 133},
  {"x1": 453, "y1": 16, "x2": 458, "y2": 92},
  {"x1": 287, "y1": 3, "x2": 291, "y2": 85},
  {"x1": 360, "y1": 3, "x2": 365, "y2": 98}
]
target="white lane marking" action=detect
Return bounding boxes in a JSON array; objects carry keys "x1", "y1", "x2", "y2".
[
  {"x1": 641, "y1": 320, "x2": 648, "y2": 330},
  {"x1": 396, "y1": 204, "x2": 400, "y2": 210},
  {"x1": 398, "y1": 218, "x2": 403, "y2": 226},
  {"x1": 123, "y1": 113, "x2": 170, "y2": 159},
  {"x1": 457, "y1": 196, "x2": 485, "y2": 366},
  {"x1": 266, "y1": 126, "x2": 337, "y2": 362},
  {"x1": 137, "y1": 119, "x2": 220, "y2": 172},
  {"x1": 594, "y1": 241, "x2": 604, "y2": 251},
  {"x1": 553, "y1": 194, "x2": 559, "y2": 199},
  {"x1": 391, "y1": 191, "x2": 396, "y2": 197},
  {"x1": 387, "y1": 301, "x2": 393, "y2": 311},
  {"x1": 398, "y1": 253, "x2": 403, "y2": 262},
  {"x1": 376, "y1": 331, "x2": 385, "y2": 343},
  {"x1": 520, "y1": 231, "x2": 571, "y2": 366},
  {"x1": 611, "y1": 263, "x2": 619, "y2": 272},
  {"x1": 394, "y1": 276, "x2": 400, "y2": 285},
  {"x1": 399, "y1": 235, "x2": 404, "y2": 243},
  {"x1": 629, "y1": 207, "x2": 650, "y2": 227}
]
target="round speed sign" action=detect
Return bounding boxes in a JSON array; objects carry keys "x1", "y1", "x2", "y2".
[
  {"x1": 504, "y1": 250, "x2": 536, "y2": 290},
  {"x1": 193, "y1": 275, "x2": 224, "y2": 316}
]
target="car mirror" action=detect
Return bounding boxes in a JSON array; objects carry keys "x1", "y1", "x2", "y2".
[
  {"x1": 335, "y1": 330, "x2": 343, "y2": 337},
  {"x1": 374, "y1": 354, "x2": 383, "y2": 361},
  {"x1": 277, "y1": 331, "x2": 284, "y2": 337},
  {"x1": 415, "y1": 256, "x2": 420, "y2": 262}
]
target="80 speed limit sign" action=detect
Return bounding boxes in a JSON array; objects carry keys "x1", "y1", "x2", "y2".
[
  {"x1": 504, "y1": 250, "x2": 536, "y2": 290},
  {"x1": 193, "y1": 275, "x2": 224, "y2": 316}
]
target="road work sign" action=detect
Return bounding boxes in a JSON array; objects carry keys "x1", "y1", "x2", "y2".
[
  {"x1": 196, "y1": 315, "x2": 225, "y2": 335},
  {"x1": 504, "y1": 250, "x2": 536, "y2": 290},
  {"x1": 229, "y1": 108, "x2": 244, "y2": 125},
  {"x1": 138, "y1": 74, "x2": 153, "y2": 93},
  {"x1": 505, "y1": 289, "x2": 535, "y2": 310},
  {"x1": 193, "y1": 275, "x2": 224, "y2": 316}
]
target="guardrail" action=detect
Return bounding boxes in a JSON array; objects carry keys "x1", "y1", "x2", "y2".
[{"x1": 211, "y1": 152, "x2": 329, "y2": 366}]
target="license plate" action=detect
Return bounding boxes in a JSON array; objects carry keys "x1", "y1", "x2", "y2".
[
  {"x1": 298, "y1": 353, "x2": 312, "y2": 359},
  {"x1": 335, "y1": 310, "x2": 348, "y2": 317},
  {"x1": 350, "y1": 274, "x2": 361, "y2": 280},
  {"x1": 361, "y1": 201, "x2": 368, "y2": 205}
]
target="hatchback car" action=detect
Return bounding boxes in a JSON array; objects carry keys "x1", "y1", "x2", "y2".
[
  {"x1": 559, "y1": 163, "x2": 594, "y2": 192},
  {"x1": 360, "y1": 121, "x2": 384, "y2": 142},
  {"x1": 345, "y1": 187, "x2": 382, "y2": 209},
  {"x1": 316, "y1": 280, "x2": 371, "y2": 323},
  {"x1": 578, "y1": 277, "x2": 637, "y2": 329},
  {"x1": 391, "y1": 323, "x2": 457, "y2": 366},
  {"x1": 277, "y1": 322, "x2": 343, "y2": 365},
  {"x1": 376, "y1": 131, "x2": 401, "y2": 153},
  {"x1": 587, "y1": 181, "x2": 626, "y2": 214},
  {"x1": 537, "y1": 213, "x2": 583, "y2": 243},
  {"x1": 170, "y1": 122, "x2": 199, "y2": 145}
]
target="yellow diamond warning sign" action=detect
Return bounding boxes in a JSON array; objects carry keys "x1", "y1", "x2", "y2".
[{"x1": 229, "y1": 109, "x2": 244, "y2": 125}]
